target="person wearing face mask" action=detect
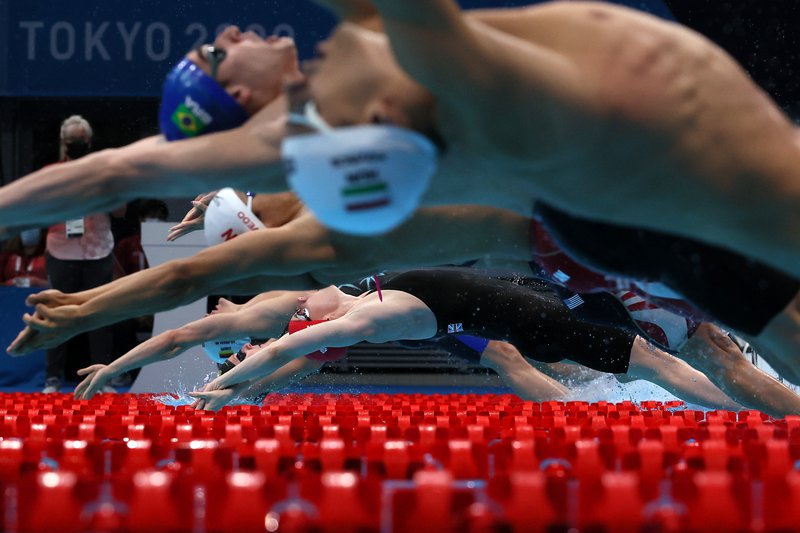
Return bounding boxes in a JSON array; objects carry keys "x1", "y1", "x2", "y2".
[
  {"x1": 42, "y1": 116, "x2": 124, "y2": 394},
  {"x1": 1, "y1": 229, "x2": 49, "y2": 289}
]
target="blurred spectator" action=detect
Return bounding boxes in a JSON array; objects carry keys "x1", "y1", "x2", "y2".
[
  {"x1": 43, "y1": 115, "x2": 125, "y2": 394},
  {"x1": 2, "y1": 229, "x2": 49, "y2": 288}
]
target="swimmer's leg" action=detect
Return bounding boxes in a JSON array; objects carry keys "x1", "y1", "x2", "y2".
[
  {"x1": 529, "y1": 360, "x2": 604, "y2": 387},
  {"x1": 750, "y1": 290, "x2": 800, "y2": 385},
  {"x1": 680, "y1": 322, "x2": 800, "y2": 418},
  {"x1": 480, "y1": 341, "x2": 569, "y2": 400},
  {"x1": 623, "y1": 336, "x2": 742, "y2": 411}
]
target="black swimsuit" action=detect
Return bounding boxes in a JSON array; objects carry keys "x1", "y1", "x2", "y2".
[
  {"x1": 534, "y1": 202, "x2": 800, "y2": 335},
  {"x1": 379, "y1": 269, "x2": 636, "y2": 374}
]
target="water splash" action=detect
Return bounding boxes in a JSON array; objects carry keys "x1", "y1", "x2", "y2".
[
  {"x1": 563, "y1": 373, "x2": 707, "y2": 411},
  {"x1": 152, "y1": 372, "x2": 268, "y2": 408}
]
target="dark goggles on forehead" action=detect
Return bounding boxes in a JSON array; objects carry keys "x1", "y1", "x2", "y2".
[
  {"x1": 282, "y1": 308, "x2": 311, "y2": 336},
  {"x1": 197, "y1": 44, "x2": 227, "y2": 80},
  {"x1": 293, "y1": 308, "x2": 312, "y2": 321}
]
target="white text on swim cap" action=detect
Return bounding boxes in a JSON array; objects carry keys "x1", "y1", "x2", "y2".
[
  {"x1": 331, "y1": 152, "x2": 386, "y2": 167},
  {"x1": 184, "y1": 95, "x2": 212, "y2": 125},
  {"x1": 237, "y1": 211, "x2": 259, "y2": 231}
]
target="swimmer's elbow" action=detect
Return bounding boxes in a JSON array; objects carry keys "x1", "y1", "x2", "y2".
[
  {"x1": 162, "y1": 259, "x2": 205, "y2": 300},
  {"x1": 159, "y1": 330, "x2": 185, "y2": 359},
  {"x1": 102, "y1": 149, "x2": 149, "y2": 193},
  {"x1": 266, "y1": 344, "x2": 295, "y2": 367},
  {"x1": 170, "y1": 326, "x2": 203, "y2": 353},
  {"x1": 55, "y1": 149, "x2": 125, "y2": 203}
]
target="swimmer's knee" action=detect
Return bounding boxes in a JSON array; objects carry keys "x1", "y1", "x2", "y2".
[
  {"x1": 480, "y1": 341, "x2": 525, "y2": 369},
  {"x1": 677, "y1": 323, "x2": 742, "y2": 378},
  {"x1": 696, "y1": 323, "x2": 740, "y2": 358}
]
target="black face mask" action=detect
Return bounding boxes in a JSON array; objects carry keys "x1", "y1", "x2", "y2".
[{"x1": 65, "y1": 140, "x2": 90, "y2": 160}]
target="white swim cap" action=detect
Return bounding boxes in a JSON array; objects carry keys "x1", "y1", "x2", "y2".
[
  {"x1": 204, "y1": 188, "x2": 265, "y2": 245},
  {"x1": 201, "y1": 337, "x2": 250, "y2": 364},
  {"x1": 282, "y1": 103, "x2": 437, "y2": 236}
]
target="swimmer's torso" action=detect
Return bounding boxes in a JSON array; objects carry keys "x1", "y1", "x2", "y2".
[{"x1": 430, "y1": 1, "x2": 800, "y2": 257}]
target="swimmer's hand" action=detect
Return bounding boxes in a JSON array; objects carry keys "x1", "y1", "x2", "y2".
[
  {"x1": 7, "y1": 304, "x2": 86, "y2": 355},
  {"x1": 8, "y1": 290, "x2": 87, "y2": 354},
  {"x1": 188, "y1": 381, "x2": 247, "y2": 412},
  {"x1": 74, "y1": 364, "x2": 117, "y2": 400},
  {"x1": 26, "y1": 289, "x2": 86, "y2": 308},
  {"x1": 6, "y1": 325, "x2": 40, "y2": 356},
  {"x1": 166, "y1": 191, "x2": 216, "y2": 242},
  {"x1": 6, "y1": 326, "x2": 61, "y2": 356}
]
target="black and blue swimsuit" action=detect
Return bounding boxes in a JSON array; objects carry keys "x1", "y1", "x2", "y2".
[{"x1": 376, "y1": 268, "x2": 636, "y2": 374}]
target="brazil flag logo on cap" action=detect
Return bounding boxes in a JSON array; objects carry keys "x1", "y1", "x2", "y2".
[{"x1": 171, "y1": 103, "x2": 207, "y2": 137}]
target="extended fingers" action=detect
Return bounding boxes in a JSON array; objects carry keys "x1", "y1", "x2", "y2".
[
  {"x1": 187, "y1": 391, "x2": 209, "y2": 411},
  {"x1": 23, "y1": 306, "x2": 57, "y2": 330},
  {"x1": 74, "y1": 374, "x2": 99, "y2": 400},
  {"x1": 77, "y1": 365, "x2": 104, "y2": 376},
  {"x1": 7, "y1": 326, "x2": 38, "y2": 355},
  {"x1": 26, "y1": 291, "x2": 56, "y2": 307},
  {"x1": 22, "y1": 313, "x2": 46, "y2": 329},
  {"x1": 166, "y1": 224, "x2": 192, "y2": 242},
  {"x1": 167, "y1": 219, "x2": 204, "y2": 242},
  {"x1": 73, "y1": 377, "x2": 91, "y2": 400}
]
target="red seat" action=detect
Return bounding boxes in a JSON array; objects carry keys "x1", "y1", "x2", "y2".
[
  {"x1": 21, "y1": 472, "x2": 82, "y2": 533},
  {"x1": 126, "y1": 471, "x2": 181, "y2": 532}
]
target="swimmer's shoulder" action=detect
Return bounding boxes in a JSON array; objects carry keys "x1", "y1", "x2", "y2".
[{"x1": 345, "y1": 291, "x2": 437, "y2": 341}]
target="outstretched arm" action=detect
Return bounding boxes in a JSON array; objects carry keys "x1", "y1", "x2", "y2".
[
  {"x1": 312, "y1": 205, "x2": 531, "y2": 283},
  {"x1": 368, "y1": 0, "x2": 583, "y2": 104},
  {"x1": 8, "y1": 216, "x2": 331, "y2": 355},
  {"x1": 73, "y1": 292, "x2": 304, "y2": 400},
  {"x1": 190, "y1": 357, "x2": 326, "y2": 411},
  {"x1": 13, "y1": 205, "x2": 526, "y2": 353},
  {"x1": 73, "y1": 324, "x2": 204, "y2": 400},
  {"x1": 0, "y1": 106, "x2": 288, "y2": 231},
  {"x1": 68, "y1": 218, "x2": 329, "y2": 318},
  {"x1": 158, "y1": 291, "x2": 305, "y2": 344},
  {"x1": 364, "y1": 0, "x2": 486, "y2": 100},
  {"x1": 207, "y1": 316, "x2": 374, "y2": 390},
  {"x1": 206, "y1": 295, "x2": 434, "y2": 390}
]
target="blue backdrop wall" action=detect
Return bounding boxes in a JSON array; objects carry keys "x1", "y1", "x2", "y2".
[{"x1": 0, "y1": 0, "x2": 673, "y2": 98}]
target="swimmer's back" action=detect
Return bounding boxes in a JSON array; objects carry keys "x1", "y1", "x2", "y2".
[{"x1": 457, "y1": 1, "x2": 800, "y2": 264}]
